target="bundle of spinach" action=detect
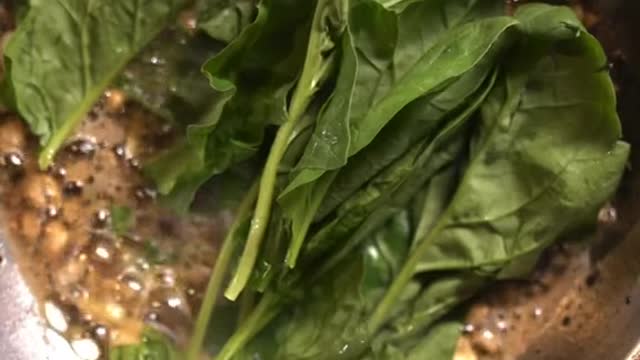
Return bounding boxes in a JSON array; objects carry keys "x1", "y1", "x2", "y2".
[{"x1": 0, "y1": 0, "x2": 629, "y2": 360}]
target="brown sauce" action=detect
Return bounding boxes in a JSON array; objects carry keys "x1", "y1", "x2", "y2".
[{"x1": 0, "y1": 100, "x2": 223, "y2": 353}]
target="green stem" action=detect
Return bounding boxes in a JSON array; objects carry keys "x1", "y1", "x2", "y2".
[
  {"x1": 185, "y1": 182, "x2": 259, "y2": 360},
  {"x1": 237, "y1": 289, "x2": 256, "y2": 326},
  {"x1": 224, "y1": 0, "x2": 334, "y2": 300},
  {"x1": 216, "y1": 292, "x2": 280, "y2": 360},
  {"x1": 224, "y1": 120, "x2": 297, "y2": 300},
  {"x1": 368, "y1": 235, "x2": 429, "y2": 332}
]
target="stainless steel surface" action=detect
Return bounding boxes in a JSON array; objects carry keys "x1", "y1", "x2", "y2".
[{"x1": 0, "y1": 229, "x2": 78, "y2": 360}]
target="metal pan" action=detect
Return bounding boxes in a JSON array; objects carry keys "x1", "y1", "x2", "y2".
[{"x1": 1, "y1": 0, "x2": 640, "y2": 359}]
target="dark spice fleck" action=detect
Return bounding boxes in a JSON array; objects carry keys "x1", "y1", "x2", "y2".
[
  {"x1": 49, "y1": 166, "x2": 67, "y2": 179},
  {"x1": 585, "y1": 270, "x2": 600, "y2": 287},
  {"x1": 63, "y1": 181, "x2": 84, "y2": 196},
  {"x1": 562, "y1": 316, "x2": 571, "y2": 327},
  {"x1": 626, "y1": 296, "x2": 632, "y2": 305}
]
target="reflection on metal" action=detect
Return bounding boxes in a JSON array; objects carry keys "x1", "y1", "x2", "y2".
[{"x1": 0, "y1": 231, "x2": 80, "y2": 360}]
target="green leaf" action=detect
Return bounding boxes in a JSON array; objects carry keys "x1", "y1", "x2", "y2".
[
  {"x1": 383, "y1": 272, "x2": 486, "y2": 344},
  {"x1": 197, "y1": 0, "x2": 257, "y2": 43},
  {"x1": 224, "y1": 0, "x2": 347, "y2": 299},
  {"x1": 117, "y1": 31, "x2": 223, "y2": 125},
  {"x1": 305, "y1": 66, "x2": 497, "y2": 269},
  {"x1": 0, "y1": 0, "x2": 186, "y2": 169},
  {"x1": 279, "y1": 0, "x2": 504, "y2": 266},
  {"x1": 109, "y1": 329, "x2": 178, "y2": 360},
  {"x1": 147, "y1": 0, "x2": 319, "y2": 210},
  {"x1": 369, "y1": 4, "x2": 629, "y2": 331},
  {"x1": 282, "y1": 0, "x2": 513, "y2": 198},
  {"x1": 315, "y1": 63, "x2": 493, "y2": 221},
  {"x1": 367, "y1": 316, "x2": 464, "y2": 360},
  {"x1": 237, "y1": 212, "x2": 412, "y2": 360}
]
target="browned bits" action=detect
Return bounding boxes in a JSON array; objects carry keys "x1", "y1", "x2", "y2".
[
  {"x1": 0, "y1": 116, "x2": 27, "y2": 153},
  {"x1": 55, "y1": 259, "x2": 88, "y2": 288},
  {"x1": 50, "y1": 165, "x2": 68, "y2": 180},
  {"x1": 63, "y1": 180, "x2": 85, "y2": 196},
  {"x1": 104, "y1": 90, "x2": 126, "y2": 114},
  {"x1": 42, "y1": 221, "x2": 70, "y2": 259},
  {"x1": 21, "y1": 173, "x2": 62, "y2": 209},
  {"x1": 0, "y1": 93, "x2": 220, "y2": 348},
  {"x1": 62, "y1": 198, "x2": 84, "y2": 225},
  {"x1": 16, "y1": 210, "x2": 43, "y2": 244}
]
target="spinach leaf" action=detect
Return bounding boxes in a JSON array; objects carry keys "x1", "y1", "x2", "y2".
[
  {"x1": 382, "y1": 272, "x2": 486, "y2": 345},
  {"x1": 188, "y1": 105, "x2": 320, "y2": 360},
  {"x1": 217, "y1": 67, "x2": 495, "y2": 359},
  {"x1": 366, "y1": 317, "x2": 463, "y2": 360},
  {"x1": 146, "y1": 0, "x2": 319, "y2": 212},
  {"x1": 279, "y1": 0, "x2": 505, "y2": 267},
  {"x1": 0, "y1": 0, "x2": 185, "y2": 169},
  {"x1": 235, "y1": 212, "x2": 412, "y2": 360},
  {"x1": 281, "y1": 1, "x2": 514, "y2": 198},
  {"x1": 197, "y1": 0, "x2": 257, "y2": 43},
  {"x1": 315, "y1": 64, "x2": 492, "y2": 221},
  {"x1": 306, "y1": 67, "x2": 496, "y2": 270},
  {"x1": 117, "y1": 31, "x2": 223, "y2": 125},
  {"x1": 223, "y1": 0, "x2": 347, "y2": 300},
  {"x1": 401, "y1": 318, "x2": 462, "y2": 360},
  {"x1": 368, "y1": 4, "x2": 629, "y2": 332}
]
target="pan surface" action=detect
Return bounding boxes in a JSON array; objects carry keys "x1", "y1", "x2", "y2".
[{"x1": 0, "y1": 0, "x2": 639, "y2": 359}]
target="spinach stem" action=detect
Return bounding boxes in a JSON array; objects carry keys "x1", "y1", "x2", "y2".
[
  {"x1": 224, "y1": 119, "x2": 297, "y2": 300},
  {"x1": 185, "y1": 182, "x2": 259, "y2": 360},
  {"x1": 216, "y1": 292, "x2": 280, "y2": 360},
  {"x1": 237, "y1": 288, "x2": 256, "y2": 326},
  {"x1": 368, "y1": 225, "x2": 439, "y2": 332},
  {"x1": 224, "y1": 0, "x2": 333, "y2": 300}
]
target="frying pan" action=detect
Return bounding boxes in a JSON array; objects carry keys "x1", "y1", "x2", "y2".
[{"x1": 1, "y1": 0, "x2": 640, "y2": 359}]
